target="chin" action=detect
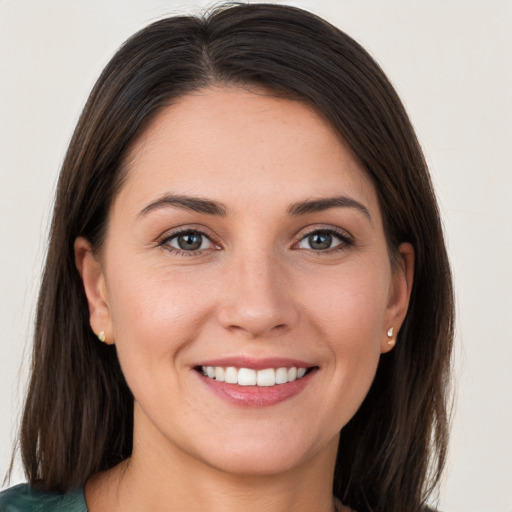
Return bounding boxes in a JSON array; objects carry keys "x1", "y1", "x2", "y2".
[
  {"x1": 204, "y1": 448, "x2": 314, "y2": 477},
  {"x1": 188, "y1": 428, "x2": 338, "y2": 478}
]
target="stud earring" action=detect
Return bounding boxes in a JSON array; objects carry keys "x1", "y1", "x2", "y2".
[
  {"x1": 97, "y1": 331, "x2": 106, "y2": 343},
  {"x1": 386, "y1": 327, "x2": 395, "y2": 346}
]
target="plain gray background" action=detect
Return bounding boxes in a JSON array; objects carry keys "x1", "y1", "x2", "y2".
[{"x1": 1, "y1": 2, "x2": 511, "y2": 511}]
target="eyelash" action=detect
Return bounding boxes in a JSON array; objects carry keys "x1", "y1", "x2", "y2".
[
  {"x1": 294, "y1": 226, "x2": 354, "y2": 253},
  {"x1": 157, "y1": 228, "x2": 219, "y2": 257},
  {"x1": 157, "y1": 226, "x2": 354, "y2": 256}
]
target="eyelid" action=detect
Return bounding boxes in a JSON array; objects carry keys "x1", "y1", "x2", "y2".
[
  {"x1": 154, "y1": 223, "x2": 353, "y2": 255},
  {"x1": 156, "y1": 225, "x2": 222, "y2": 253},
  {"x1": 293, "y1": 224, "x2": 354, "y2": 250}
]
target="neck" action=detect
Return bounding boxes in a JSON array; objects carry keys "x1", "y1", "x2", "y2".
[{"x1": 86, "y1": 410, "x2": 340, "y2": 512}]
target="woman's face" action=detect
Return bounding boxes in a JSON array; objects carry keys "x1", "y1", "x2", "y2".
[{"x1": 77, "y1": 86, "x2": 413, "y2": 476}]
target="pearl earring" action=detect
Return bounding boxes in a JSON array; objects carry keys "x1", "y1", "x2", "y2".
[
  {"x1": 386, "y1": 327, "x2": 395, "y2": 346},
  {"x1": 97, "y1": 331, "x2": 106, "y2": 343}
]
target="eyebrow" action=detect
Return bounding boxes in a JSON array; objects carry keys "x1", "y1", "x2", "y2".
[
  {"x1": 138, "y1": 193, "x2": 370, "y2": 221},
  {"x1": 287, "y1": 196, "x2": 371, "y2": 221},
  {"x1": 138, "y1": 193, "x2": 227, "y2": 217}
]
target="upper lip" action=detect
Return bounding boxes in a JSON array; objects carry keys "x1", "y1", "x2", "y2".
[{"x1": 194, "y1": 356, "x2": 316, "y2": 370}]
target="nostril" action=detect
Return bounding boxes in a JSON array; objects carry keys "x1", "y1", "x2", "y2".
[{"x1": 216, "y1": 283, "x2": 300, "y2": 338}]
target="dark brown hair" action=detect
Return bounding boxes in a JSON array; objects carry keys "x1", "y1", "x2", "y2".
[{"x1": 15, "y1": 4, "x2": 454, "y2": 511}]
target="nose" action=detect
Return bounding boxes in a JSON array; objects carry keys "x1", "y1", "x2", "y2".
[{"x1": 217, "y1": 252, "x2": 299, "y2": 339}]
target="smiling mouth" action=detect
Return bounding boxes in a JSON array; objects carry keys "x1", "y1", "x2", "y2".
[{"x1": 195, "y1": 365, "x2": 315, "y2": 387}]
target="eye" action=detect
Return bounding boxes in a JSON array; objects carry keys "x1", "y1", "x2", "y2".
[
  {"x1": 295, "y1": 228, "x2": 352, "y2": 251},
  {"x1": 163, "y1": 230, "x2": 216, "y2": 252}
]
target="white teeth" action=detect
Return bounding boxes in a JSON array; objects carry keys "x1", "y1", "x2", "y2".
[
  {"x1": 225, "y1": 366, "x2": 238, "y2": 384},
  {"x1": 214, "y1": 366, "x2": 225, "y2": 382},
  {"x1": 238, "y1": 368, "x2": 257, "y2": 386},
  {"x1": 275, "y1": 367, "x2": 289, "y2": 384},
  {"x1": 257, "y1": 368, "x2": 276, "y2": 387},
  {"x1": 200, "y1": 366, "x2": 309, "y2": 386}
]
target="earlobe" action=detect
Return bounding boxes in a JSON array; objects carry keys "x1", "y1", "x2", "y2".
[
  {"x1": 381, "y1": 242, "x2": 415, "y2": 354},
  {"x1": 74, "y1": 237, "x2": 114, "y2": 345}
]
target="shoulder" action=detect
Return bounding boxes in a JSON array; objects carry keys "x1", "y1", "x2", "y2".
[{"x1": 0, "y1": 483, "x2": 88, "y2": 511}]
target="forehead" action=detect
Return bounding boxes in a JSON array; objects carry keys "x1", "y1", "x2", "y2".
[{"x1": 116, "y1": 86, "x2": 379, "y2": 218}]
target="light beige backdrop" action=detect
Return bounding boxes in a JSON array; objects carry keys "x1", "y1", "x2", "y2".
[{"x1": 1, "y1": 2, "x2": 511, "y2": 511}]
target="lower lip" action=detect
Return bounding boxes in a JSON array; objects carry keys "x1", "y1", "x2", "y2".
[{"x1": 198, "y1": 371, "x2": 315, "y2": 407}]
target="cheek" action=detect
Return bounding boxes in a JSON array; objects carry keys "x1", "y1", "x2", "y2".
[
  {"x1": 298, "y1": 263, "x2": 388, "y2": 416},
  {"x1": 302, "y1": 260, "x2": 390, "y2": 342},
  {"x1": 106, "y1": 261, "x2": 214, "y2": 366},
  {"x1": 106, "y1": 268, "x2": 213, "y2": 418},
  {"x1": 329, "y1": 274, "x2": 388, "y2": 374}
]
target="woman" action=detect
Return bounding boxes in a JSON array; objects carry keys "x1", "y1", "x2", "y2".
[{"x1": 1, "y1": 3, "x2": 453, "y2": 511}]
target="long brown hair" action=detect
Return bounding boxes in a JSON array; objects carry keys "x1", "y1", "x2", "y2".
[{"x1": 15, "y1": 4, "x2": 454, "y2": 511}]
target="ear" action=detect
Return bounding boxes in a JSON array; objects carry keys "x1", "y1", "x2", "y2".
[
  {"x1": 74, "y1": 237, "x2": 114, "y2": 345},
  {"x1": 381, "y1": 242, "x2": 415, "y2": 354}
]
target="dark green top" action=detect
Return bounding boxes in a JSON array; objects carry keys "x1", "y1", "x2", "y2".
[
  {"x1": 0, "y1": 484, "x2": 87, "y2": 512},
  {"x1": 0, "y1": 484, "x2": 440, "y2": 511}
]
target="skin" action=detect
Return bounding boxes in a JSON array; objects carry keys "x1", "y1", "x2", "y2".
[{"x1": 76, "y1": 86, "x2": 414, "y2": 512}]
